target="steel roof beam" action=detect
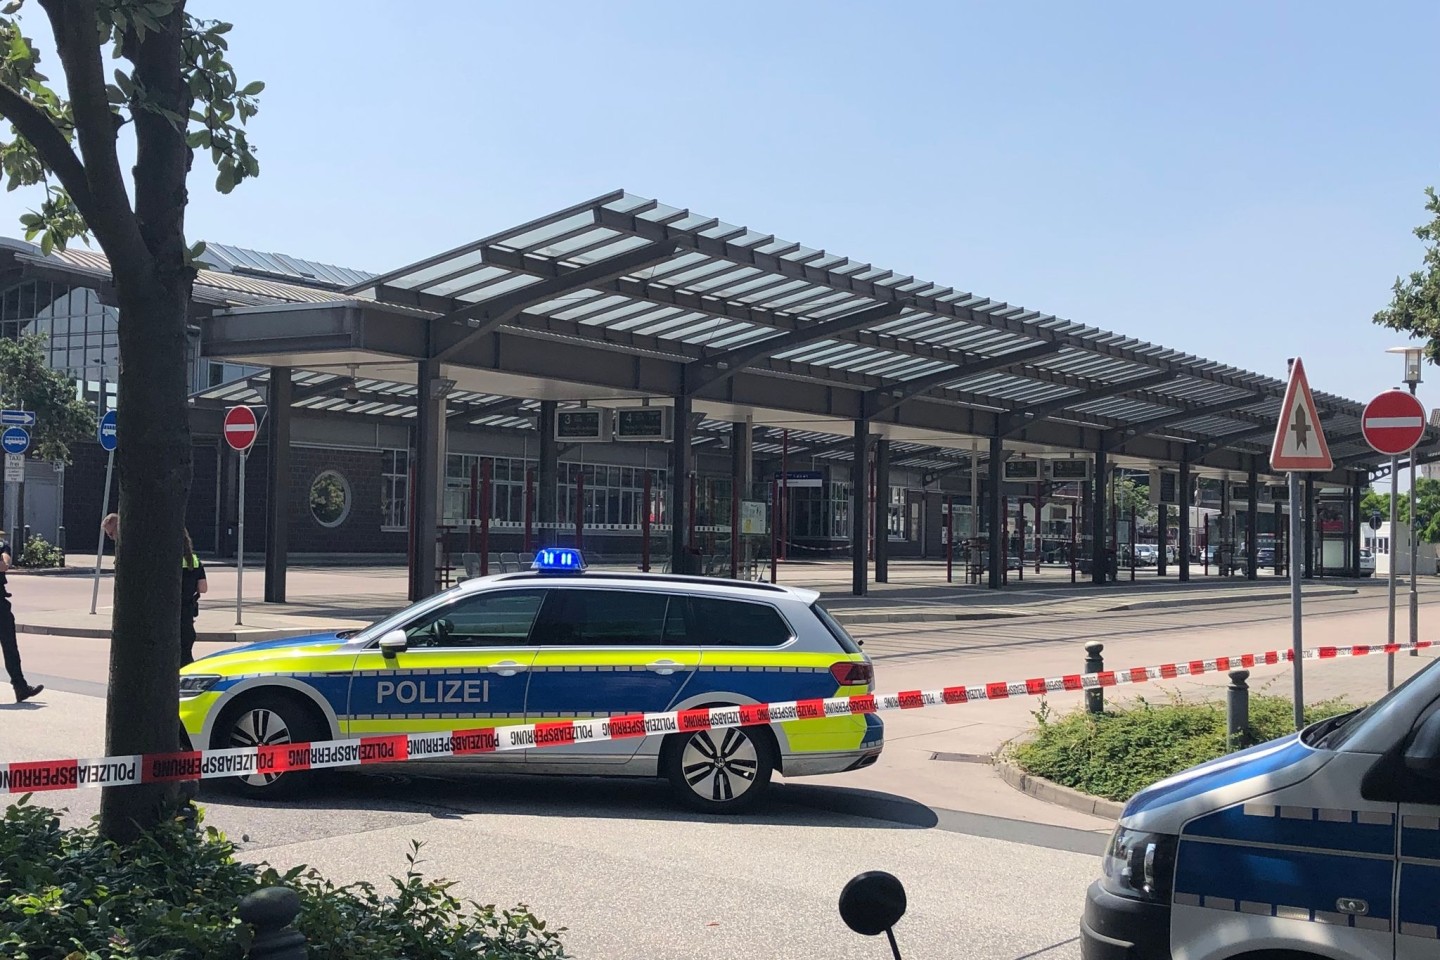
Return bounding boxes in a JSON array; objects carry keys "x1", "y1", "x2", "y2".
[
  {"x1": 291, "y1": 377, "x2": 353, "y2": 403},
  {"x1": 1001, "y1": 371, "x2": 1180, "y2": 438},
  {"x1": 431, "y1": 241, "x2": 678, "y2": 362},
  {"x1": 1105, "y1": 394, "x2": 1266, "y2": 451},
  {"x1": 595, "y1": 204, "x2": 1364, "y2": 417},
  {"x1": 685, "y1": 299, "x2": 910, "y2": 394},
  {"x1": 863, "y1": 343, "x2": 1063, "y2": 420}
]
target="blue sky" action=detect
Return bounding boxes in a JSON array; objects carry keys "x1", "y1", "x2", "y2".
[{"x1": 6, "y1": 1, "x2": 1440, "y2": 413}]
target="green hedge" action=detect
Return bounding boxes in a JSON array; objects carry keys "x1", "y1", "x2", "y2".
[
  {"x1": 1011, "y1": 693, "x2": 1354, "y2": 802},
  {"x1": 0, "y1": 798, "x2": 569, "y2": 959}
]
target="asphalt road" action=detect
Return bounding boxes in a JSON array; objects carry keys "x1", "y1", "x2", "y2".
[{"x1": 6, "y1": 579, "x2": 1439, "y2": 958}]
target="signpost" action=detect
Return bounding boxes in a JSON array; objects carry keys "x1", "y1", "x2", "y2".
[
  {"x1": 1270, "y1": 358, "x2": 1332, "y2": 731},
  {"x1": 2, "y1": 424, "x2": 28, "y2": 559},
  {"x1": 225, "y1": 406, "x2": 260, "y2": 625},
  {"x1": 775, "y1": 470, "x2": 822, "y2": 489},
  {"x1": 89, "y1": 410, "x2": 118, "y2": 615},
  {"x1": 1361, "y1": 389, "x2": 1427, "y2": 690}
]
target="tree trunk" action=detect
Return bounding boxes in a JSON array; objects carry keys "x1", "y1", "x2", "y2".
[{"x1": 98, "y1": 275, "x2": 192, "y2": 844}]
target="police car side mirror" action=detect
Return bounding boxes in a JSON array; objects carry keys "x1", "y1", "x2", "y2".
[
  {"x1": 379, "y1": 630, "x2": 409, "y2": 659},
  {"x1": 1403, "y1": 711, "x2": 1440, "y2": 780}
]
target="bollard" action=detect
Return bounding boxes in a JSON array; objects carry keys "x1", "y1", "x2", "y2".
[
  {"x1": 1226, "y1": 670, "x2": 1250, "y2": 752},
  {"x1": 239, "y1": 887, "x2": 306, "y2": 960},
  {"x1": 1084, "y1": 641, "x2": 1105, "y2": 714}
]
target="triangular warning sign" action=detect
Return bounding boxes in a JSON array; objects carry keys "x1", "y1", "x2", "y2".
[{"x1": 1269, "y1": 357, "x2": 1332, "y2": 471}]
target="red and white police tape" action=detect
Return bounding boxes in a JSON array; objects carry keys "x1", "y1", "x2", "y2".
[{"x1": 4, "y1": 640, "x2": 1435, "y2": 794}]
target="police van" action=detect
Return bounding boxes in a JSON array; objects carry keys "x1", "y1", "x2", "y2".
[
  {"x1": 178, "y1": 549, "x2": 883, "y2": 811},
  {"x1": 1082, "y1": 656, "x2": 1440, "y2": 960}
]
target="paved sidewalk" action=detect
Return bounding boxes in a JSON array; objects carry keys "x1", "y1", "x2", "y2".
[{"x1": 10, "y1": 559, "x2": 1368, "y2": 641}]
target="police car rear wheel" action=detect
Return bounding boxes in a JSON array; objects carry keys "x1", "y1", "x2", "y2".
[
  {"x1": 212, "y1": 692, "x2": 318, "y2": 799},
  {"x1": 665, "y1": 725, "x2": 774, "y2": 813}
]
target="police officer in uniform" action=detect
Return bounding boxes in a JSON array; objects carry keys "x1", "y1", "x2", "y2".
[
  {"x1": 0, "y1": 530, "x2": 43, "y2": 702},
  {"x1": 180, "y1": 529, "x2": 207, "y2": 667}
]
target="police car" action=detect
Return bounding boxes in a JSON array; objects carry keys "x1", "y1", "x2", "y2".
[
  {"x1": 1082, "y1": 656, "x2": 1440, "y2": 960},
  {"x1": 178, "y1": 549, "x2": 883, "y2": 812}
]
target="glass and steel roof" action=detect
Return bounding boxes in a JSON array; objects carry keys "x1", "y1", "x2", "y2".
[{"x1": 352, "y1": 190, "x2": 1391, "y2": 469}]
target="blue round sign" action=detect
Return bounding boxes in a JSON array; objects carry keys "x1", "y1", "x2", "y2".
[
  {"x1": 1, "y1": 426, "x2": 29, "y2": 455},
  {"x1": 98, "y1": 410, "x2": 117, "y2": 452}
]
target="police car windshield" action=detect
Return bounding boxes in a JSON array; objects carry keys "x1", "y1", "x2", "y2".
[
  {"x1": 353, "y1": 585, "x2": 467, "y2": 645},
  {"x1": 1319, "y1": 656, "x2": 1440, "y2": 752}
]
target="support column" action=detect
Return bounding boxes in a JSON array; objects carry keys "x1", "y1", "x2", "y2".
[
  {"x1": 1092, "y1": 448, "x2": 1108, "y2": 585},
  {"x1": 671, "y1": 391, "x2": 692, "y2": 574},
  {"x1": 1350, "y1": 472, "x2": 1363, "y2": 578},
  {"x1": 731, "y1": 418, "x2": 752, "y2": 579},
  {"x1": 875, "y1": 438, "x2": 890, "y2": 584},
  {"x1": 988, "y1": 433, "x2": 1004, "y2": 589},
  {"x1": 1178, "y1": 456, "x2": 1191, "y2": 582},
  {"x1": 410, "y1": 359, "x2": 447, "y2": 601},
  {"x1": 1246, "y1": 463, "x2": 1259, "y2": 581},
  {"x1": 851, "y1": 420, "x2": 869, "y2": 596},
  {"x1": 1303, "y1": 475, "x2": 1315, "y2": 579},
  {"x1": 263, "y1": 367, "x2": 292, "y2": 603},
  {"x1": 1157, "y1": 485, "x2": 1169, "y2": 577},
  {"x1": 537, "y1": 401, "x2": 557, "y2": 547}
]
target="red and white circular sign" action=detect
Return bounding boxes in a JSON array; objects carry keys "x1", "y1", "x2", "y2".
[
  {"x1": 1362, "y1": 390, "x2": 1426, "y2": 456},
  {"x1": 223, "y1": 405, "x2": 259, "y2": 452}
]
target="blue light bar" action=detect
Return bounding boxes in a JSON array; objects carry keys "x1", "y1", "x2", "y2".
[{"x1": 532, "y1": 548, "x2": 587, "y2": 573}]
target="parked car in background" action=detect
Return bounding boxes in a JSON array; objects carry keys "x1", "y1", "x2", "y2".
[
  {"x1": 1359, "y1": 550, "x2": 1376, "y2": 577},
  {"x1": 1132, "y1": 544, "x2": 1159, "y2": 567}
]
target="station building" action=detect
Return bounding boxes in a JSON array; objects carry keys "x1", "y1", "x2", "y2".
[{"x1": 0, "y1": 191, "x2": 1419, "y2": 597}]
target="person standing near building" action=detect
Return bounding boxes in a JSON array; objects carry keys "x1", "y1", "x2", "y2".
[
  {"x1": 0, "y1": 530, "x2": 43, "y2": 703},
  {"x1": 180, "y1": 529, "x2": 207, "y2": 667}
]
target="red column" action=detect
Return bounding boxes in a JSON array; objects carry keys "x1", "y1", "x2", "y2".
[
  {"x1": 575, "y1": 472, "x2": 585, "y2": 551},
  {"x1": 524, "y1": 468, "x2": 535, "y2": 554},
  {"x1": 770, "y1": 477, "x2": 779, "y2": 584},
  {"x1": 479, "y1": 458, "x2": 491, "y2": 576},
  {"x1": 780, "y1": 429, "x2": 789, "y2": 560},
  {"x1": 1035, "y1": 488, "x2": 1043, "y2": 574},
  {"x1": 1070, "y1": 496, "x2": 1077, "y2": 584},
  {"x1": 642, "y1": 469, "x2": 652, "y2": 572},
  {"x1": 468, "y1": 460, "x2": 479, "y2": 554},
  {"x1": 730, "y1": 477, "x2": 740, "y2": 579},
  {"x1": 945, "y1": 495, "x2": 954, "y2": 583}
]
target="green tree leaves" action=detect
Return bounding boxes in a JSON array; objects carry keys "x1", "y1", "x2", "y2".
[
  {"x1": 0, "y1": 332, "x2": 95, "y2": 462},
  {"x1": 1360, "y1": 479, "x2": 1440, "y2": 543},
  {"x1": 0, "y1": 2, "x2": 263, "y2": 251},
  {"x1": 1375, "y1": 187, "x2": 1440, "y2": 362}
]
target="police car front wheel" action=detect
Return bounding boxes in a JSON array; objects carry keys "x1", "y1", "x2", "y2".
[
  {"x1": 664, "y1": 725, "x2": 775, "y2": 813},
  {"x1": 211, "y1": 691, "x2": 320, "y2": 799}
]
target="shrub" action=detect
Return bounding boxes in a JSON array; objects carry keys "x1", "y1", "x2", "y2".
[
  {"x1": 1011, "y1": 692, "x2": 1355, "y2": 802},
  {"x1": 15, "y1": 533, "x2": 63, "y2": 568},
  {"x1": 0, "y1": 797, "x2": 569, "y2": 960}
]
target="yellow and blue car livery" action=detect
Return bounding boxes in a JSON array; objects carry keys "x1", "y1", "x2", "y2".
[
  {"x1": 1082, "y1": 655, "x2": 1440, "y2": 960},
  {"x1": 179, "y1": 552, "x2": 882, "y2": 811}
]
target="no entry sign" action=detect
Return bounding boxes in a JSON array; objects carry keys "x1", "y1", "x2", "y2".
[
  {"x1": 1362, "y1": 390, "x2": 1426, "y2": 456},
  {"x1": 224, "y1": 405, "x2": 259, "y2": 453}
]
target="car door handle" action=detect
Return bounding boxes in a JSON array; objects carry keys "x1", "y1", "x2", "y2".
[
  {"x1": 646, "y1": 659, "x2": 687, "y2": 675},
  {"x1": 488, "y1": 660, "x2": 528, "y2": 677}
]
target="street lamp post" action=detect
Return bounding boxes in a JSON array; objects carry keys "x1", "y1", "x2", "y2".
[{"x1": 1387, "y1": 346, "x2": 1424, "y2": 662}]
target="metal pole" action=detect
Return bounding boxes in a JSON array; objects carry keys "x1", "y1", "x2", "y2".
[
  {"x1": 642, "y1": 469, "x2": 652, "y2": 572},
  {"x1": 1070, "y1": 496, "x2": 1077, "y2": 583},
  {"x1": 524, "y1": 468, "x2": 535, "y2": 554},
  {"x1": 945, "y1": 495, "x2": 954, "y2": 583},
  {"x1": 780, "y1": 430, "x2": 789, "y2": 561},
  {"x1": 236, "y1": 452, "x2": 246, "y2": 626},
  {"x1": 769, "y1": 477, "x2": 778, "y2": 584},
  {"x1": 1410, "y1": 451, "x2": 1420, "y2": 657},
  {"x1": 730, "y1": 475, "x2": 740, "y2": 580},
  {"x1": 89, "y1": 448, "x2": 114, "y2": 615},
  {"x1": 468, "y1": 459, "x2": 478, "y2": 555},
  {"x1": 1389, "y1": 455, "x2": 1398, "y2": 689},
  {"x1": 1289, "y1": 470, "x2": 1303, "y2": 730},
  {"x1": 575, "y1": 472, "x2": 584, "y2": 551},
  {"x1": 479, "y1": 458, "x2": 491, "y2": 576}
]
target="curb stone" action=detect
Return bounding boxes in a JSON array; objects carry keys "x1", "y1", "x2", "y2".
[{"x1": 995, "y1": 755, "x2": 1124, "y2": 822}]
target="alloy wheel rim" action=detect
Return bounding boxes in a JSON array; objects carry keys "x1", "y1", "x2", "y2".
[
  {"x1": 228, "y1": 708, "x2": 293, "y2": 786},
  {"x1": 680, "y1": 727, "x2": 759, "y2": 802}
]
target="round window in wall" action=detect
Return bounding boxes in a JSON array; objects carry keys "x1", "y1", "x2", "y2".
[{"x1": 309, "y1": 470, "x2": 352, "y2": 528}]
